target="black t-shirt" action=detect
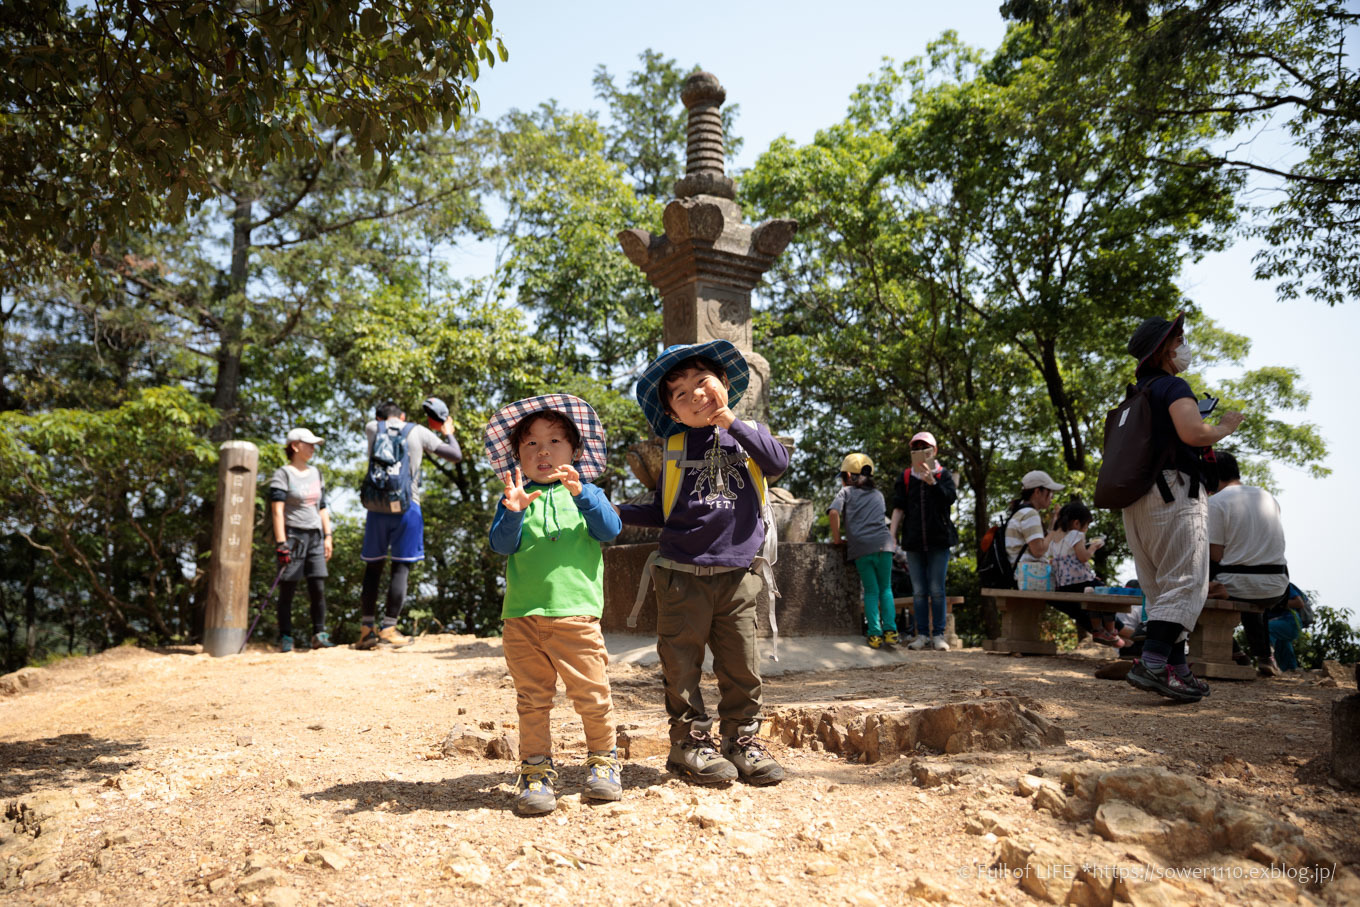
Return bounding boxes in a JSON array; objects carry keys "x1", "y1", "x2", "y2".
[{"x1": 1139, "y1": 369, "x2": 1200, "y2": 477}]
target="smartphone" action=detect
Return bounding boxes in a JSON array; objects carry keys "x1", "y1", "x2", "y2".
[
  {"x1": 911, "y1": 448, "x2": 934, "y2": 469},
  {"x1": 1197, "y1": 394, "x2": 1218, "y2": 418}
]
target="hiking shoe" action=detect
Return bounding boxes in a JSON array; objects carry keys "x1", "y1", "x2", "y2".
[
  {"x1": 931, "y1": 635, "x2": 949, "y2": 651},
  {"x1": 310, "y1": 631, "x2": 335, "y2": 649},
  {"x1": 907, "y1": 634, "x2": 929, "y2": 650},
  {"x1": 1126, "y1": 660, "x2": 1203, "y2": 703},
  {"x1": 278, "y1": 635, "x2": 294, "y2": 653},
  {"x1": 377, "y1": 625, "x2": 413, "y2": 649},
  {"x1": 883, "y1": 630, "x2": 900, "y2": 646},
  {"x1": 722, "y1": 724, "x2": 785, "y2": 786},
  {"x1": 1174, "y1": 668, "x2": 1211, "y2": 698},
  {"x1": 513, "y1": 759, "x2": 558, "y2": 816},
  {"x1": 583, "y1": 751, "x2": 623, "y2": 802},
  {"x1": 1257, "y1": 656, "x2": 1281, "y2": 678},
  {"x1": 867, "y1": 635, "x2": 883, "y2": 649},
  {"x1": 354, "y1": 625, "x2": 380, "y2": 650},
  {"x1": 666, "y1": 730, "x2": 737, "y2": 785}
]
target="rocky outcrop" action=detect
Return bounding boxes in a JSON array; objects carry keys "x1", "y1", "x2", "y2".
[{"x1": 765, "y1": 696, "x2": 1065, "y2": 763}]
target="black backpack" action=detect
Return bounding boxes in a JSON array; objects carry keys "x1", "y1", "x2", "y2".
[
  {"x1": 1094, "y1": 376, "x2": 1177, "y2": 509},
  {"x1": 359, "y1": 421, "x2": 416, "y2": 513},
  {"x1": 977, "y1": 509, "x2": 1020, "y2": 590}
]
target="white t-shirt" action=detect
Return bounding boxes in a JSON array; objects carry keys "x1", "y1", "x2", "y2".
[
  {"x1": 1004, "y1": 506, "x2": 1045, "y2": 580},
  {"x1": 1208, "y1": 484, "x2": 1288, "y2": 600}
]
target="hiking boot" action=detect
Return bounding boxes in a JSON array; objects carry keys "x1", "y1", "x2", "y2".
[
  {"x1": 278, "y1": 635, "x2": 294, "y2": 653},
  {"x1": 1174, "y1": 668, "x2": 1211, "y2": 698},
  {"x1": 583, "y1": 751, "x2": 622, "y2": 802},
  {"x1": 931, "y1": 635, "x2": 950, "y2": 651},
  {"x1": 310, "y1": 631, "x2": 335, "y2": 649},
  {"x1": 1126, "y1": 660, "x2": 1203, "y2": 703},
  {"x1": 1257, "y1": 656, "x2": 1281, "y2": 678},
  {"x1": 722, "y1": 723, "x2": 785, "y2": 786},
  {"x1": 513, "y1": 759, "x2": 558, "y2": 816},
  {"x1": 907, "y1": 634, "x2": 929, "y2": 650},
  {"x1": 867, "y1": 635, "x2": 884, "y2": 649},
  {"x1": 666, "y1": 728, "x2": 737, "y2": 785},
  {"x1": 377, "y1": 625, "x2": 413, "y2": 649},
  {"x1": 354, "y1": 625, "x2": 381, "y2": 650},
  {"x1": 883, "y1": 630, "x2": 900, "y2": 646}
]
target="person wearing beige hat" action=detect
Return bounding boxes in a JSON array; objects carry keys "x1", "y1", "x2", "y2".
[{"x1": 268, "y1": 428, "x2": 334, "y2": 652}]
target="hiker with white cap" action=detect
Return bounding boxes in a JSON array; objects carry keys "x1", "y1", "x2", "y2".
[
  {"x1": 889, "y1": 431, "x2": 959, "y2": 651},
  {"x1": 1004, "y1": 469, "x2": 1066, "y2": 585},
  {"x1": 1113, "y1": 311, "x2": 1243, "y2": 703},
  {"x1": 485, "y1": 394, "x2": 623, "y2": 816},
  {"x1": 618, "y1": 340, "x2": 788, "y2": 788},
  {"x1": 268, "y1": 428, "x2": 334, "y2": 652}
]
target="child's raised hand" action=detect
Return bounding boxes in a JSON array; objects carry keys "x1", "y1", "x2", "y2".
[
  {"x1": 545, "y1": 463, "x2": 583, "y2": 496},
  {"x1": 501, "y1": 467, "x2": 542, "y2": 512},
  {"x1": 707, "y1": 405, "x2": 736, "y2": 430}
]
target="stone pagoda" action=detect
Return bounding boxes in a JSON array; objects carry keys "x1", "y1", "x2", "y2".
[{"x1": 601, "y1": 71, "x2": 859, "y2": 638}]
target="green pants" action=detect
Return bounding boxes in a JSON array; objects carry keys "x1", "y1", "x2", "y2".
[
  {"x1": 653, "y1": 565, "x2": 765, "y2": 743},
  {"x1": 855, "y1": 550, "x2": 897, "y2": 636}
]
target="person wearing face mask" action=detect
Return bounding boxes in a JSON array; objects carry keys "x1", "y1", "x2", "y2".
[{"x1": 1121, "y1": 312, "x2": 1243, "y2": 703}]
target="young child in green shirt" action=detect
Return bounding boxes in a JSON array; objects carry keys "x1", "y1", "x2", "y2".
[{"x1": 485, "y1": 394, "x2": 622, "y2": 816}]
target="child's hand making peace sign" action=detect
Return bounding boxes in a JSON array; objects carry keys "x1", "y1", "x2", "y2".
[{"x1": 500, "y1": 467, "x2": 543, "y2": 512}]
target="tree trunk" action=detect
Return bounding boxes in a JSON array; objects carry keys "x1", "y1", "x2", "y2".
[
  {"x1": 1036, "y1": 336, "x2": 1086, "y2": 471},
  {"x1": 209, "y1": 192, "x2": 254, "y2": 443}
]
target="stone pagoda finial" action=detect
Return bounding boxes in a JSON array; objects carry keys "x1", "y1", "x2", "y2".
[{"x1": 674, "y1": 71, "x2": 735, "y2": 200}]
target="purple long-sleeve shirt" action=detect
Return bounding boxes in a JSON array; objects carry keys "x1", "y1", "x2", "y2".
[{"x1": 618, "y1": 419, "x2": 788, "y2": 568}]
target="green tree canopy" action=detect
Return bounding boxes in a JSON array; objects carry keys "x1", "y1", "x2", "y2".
[{"x1": 0, "y1": 0, "x2": 506, "y2": 287}]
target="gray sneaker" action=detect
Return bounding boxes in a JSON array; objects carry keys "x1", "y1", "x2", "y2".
[
  {"x1": 513, "y1": 759, "x2": 558, "y2": 815},
  {"x1": 666, "y1": 729, "x2": 737, "y2": 785},
  {"x1": 583, "y1": 750, "x2": 622, "y2": 801},
  {"x1": 722, "y1": 722, "x2": 786, "y2": 786}
]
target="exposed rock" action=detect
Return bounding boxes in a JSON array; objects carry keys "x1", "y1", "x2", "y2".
[
  {"x1": 443, "y1": 842, "x2": 491, "y2": 887},
  {"x1": 1, "y1": 791, "x2": 80, "y2": 891},
  {"x1": 485, "y1": 733, "x2": 518, "y2": 761},
  {"x1": 304, "y1": 848, "x2": 348, "y2": 871},
  {"x1": 997, "y1": 838, "x2": 1073, "y2": 903},
  {"x1": 963, "y1": 810, "x2": 1012, "y2": 837},
  {"x1": 1093, "y1": 802, "x2": 1167, "y2": 846},
  {"x1": 905, "y1": 876, "x2": 953, "y2": 901},
  {"x1": 1332, "y1": 690, "x2": 1360, "y2": 790},
  {"x1": 690, "y1": 803, "x2": 733, "y2": 829},
  {"x1": 263, "y1": 888, "x2": 299, "y2": 907},
  {"x1": 237, "y1": 867, "x2": 282, "y2": 892},
  {"x1": 442, "y1": 724, "x2": 494, "y2": 758},
  {"x1": 1069, "y1": 869, "x2": 1115, "y2": 907},
  {"x1": 617, "y1": 724, "x2": 670, "y2": 759},
  {"x1": 0, "y1": 667, "x2": 44, "y2": 698},
  {"x1": 1322, "y1": 661, "x2": 1356, "y2": 687},
  {"x1": 767, "y1": 697, "x2": 1064, "y2": 764}
]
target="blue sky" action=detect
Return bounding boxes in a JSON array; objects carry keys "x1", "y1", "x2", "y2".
[{"x1": 458, "y1": 1, "x2": 1356, "y2": 619}]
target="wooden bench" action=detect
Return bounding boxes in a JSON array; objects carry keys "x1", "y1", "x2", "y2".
[
  {"x1": 979, "y1": 588, "x2": 1115, "y2": 655},
  {"x1": 979, "y1": 588, "x2": 1266, "y2": 679},
  {"x1": 892, "y1": 595, "x2": 965, "y2": 648},
  {"x1": 1187, "y1": 597, "x2": 1268, "y2": 680}
]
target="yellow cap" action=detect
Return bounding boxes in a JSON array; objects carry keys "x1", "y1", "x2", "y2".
[{"x1": 839, "y1": 453, "x2": 874, "y2": 475}]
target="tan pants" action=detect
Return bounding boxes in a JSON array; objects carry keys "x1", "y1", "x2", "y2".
[
  {"x1": 501, "y1": 615, "x2": 616, "y2": 759},
  {"x1": 1123, "y1": 470, "x2": 1209, "y2": 631},
  {"x1": 654, "y1": 566, "x2": 764, "y2": 743}
]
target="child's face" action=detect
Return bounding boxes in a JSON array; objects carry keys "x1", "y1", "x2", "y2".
[
  {"x1": 665, "y1": 367, "x2": 730, "y2": 429},
  {"x1": 516, "y1": 417, "x2": 578, "y2": 481}
]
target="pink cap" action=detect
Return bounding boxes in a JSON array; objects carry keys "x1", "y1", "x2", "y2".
[{"x1": 910, "y1": 431, "x2": 937, "y2": 447}]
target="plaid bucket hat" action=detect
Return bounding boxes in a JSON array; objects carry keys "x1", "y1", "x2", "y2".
[
  {"x1": 484, "y1": 394, "x2": 608, "y2": 483},
  {"x1": 635, "y1": 340, "x2": 750, "y2": 438}
]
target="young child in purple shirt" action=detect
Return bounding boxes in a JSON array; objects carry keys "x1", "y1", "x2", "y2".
[{"x1": 618, "y1": 340, "x2": 788, "y2": 786}]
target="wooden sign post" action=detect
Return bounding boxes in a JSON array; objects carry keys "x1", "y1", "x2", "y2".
[{"x1": 203, "y1": 441, "x2": 259, "y2": 656}]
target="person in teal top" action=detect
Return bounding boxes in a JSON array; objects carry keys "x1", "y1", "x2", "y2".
[{"x1": 485, "y1": 394, "x2": 622, "y2": 816}]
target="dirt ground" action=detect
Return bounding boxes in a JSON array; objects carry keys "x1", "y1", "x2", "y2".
[{"x1": 1, "y1": 635, "x2": 1357, "y2": 906}]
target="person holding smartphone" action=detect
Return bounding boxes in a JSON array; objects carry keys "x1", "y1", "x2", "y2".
[{"x1": 889, "y1": 431, "x2": 958, "y2": 650}]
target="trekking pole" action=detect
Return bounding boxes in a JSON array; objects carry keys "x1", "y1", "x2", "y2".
[{"x1": 239, "y1": 564, "x2": 288, "y2": 655}]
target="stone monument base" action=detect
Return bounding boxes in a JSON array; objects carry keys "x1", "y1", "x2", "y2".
[
  {"x1": 203, "y1": 627, "x2": 246, "y2": 658},
  {"x1": 602, "y1": 542, "x2": 859, "y2": 636}
]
